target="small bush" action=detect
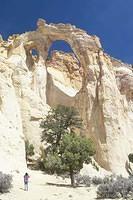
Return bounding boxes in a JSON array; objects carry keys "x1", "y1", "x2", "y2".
[
  {"x1": 75, "y1": 174, "x2": 104, "y2": 187},
  {"x1": 25, "y1": 140, "x2": 35, "y2": 160},
  {"x1": 0, "y1": 172, "x2": 12, "y2": 193},
  {"x1": 97, "y1": 175, "x2": 133, "y2": 199},
  {"x1": 75, "y1": 174, "x2": 91, "y2": 186},
  {"x1": 102, "y1": 175, "x2": 115, "y2": 184},
  {"x1": 92, "y1": 161, "x2": 99, "y2": 171},
  {"x1": 128, "y1": 153, "x2": 133, "y2": 163},
  {"x1": 35, "y1": 158, "x2": 45, "y2": 170},
  {"x1": 92, "y1": 176, "x2": 103, "y2": 185}
]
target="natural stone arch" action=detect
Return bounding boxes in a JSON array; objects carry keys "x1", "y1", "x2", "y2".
[
  {"x1": 11, "y1": 19, "x2": 101, "y2": 80},
  {"x1": 36, "y1": 19, "x2": 101, "y2": 73},
  {"x1": 8, "y1": 19, "x2": 103, "y2": 111},
  {"x1": 3, "y1": 19, "x2": 133, "y2": 176},
  {"x1": 9, "y1": 19, "x2": 104, "y2": 132},
  {"x1": 8, "y1": 19, "x2": 103, "y2": 138}
]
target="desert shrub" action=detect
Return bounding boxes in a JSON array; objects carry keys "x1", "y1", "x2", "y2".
[
  {"x1": 75, "y1": 174, "x2": 103, "y2": 187},
  {"x1": 92, "y1": 176, "x2": 103, "y2": 185},
  {"x1": 0, "y1": 172, "x2": 12, "y2": 193},
  {"x1": 25, "y1": 140, "x2": 35, "y2": 160},
  {"x1": 75, "y1": 174, "x2": 91, "y2": 186},
  {"x1": 35, "y1": 146, "x2": 46, "y2": 170},
  {"x1": 97, "y1": 175, "x2": 133, "y2": 199},
  {"x1": 128, "y1": 153, "x2": 133, "y2": 163},
  {"x1": 102, "y1": 175, "x2": 115, "y2": 184},
  {"x1": 91, "y1": 161, "x2": 99, "y2": 171},
  {"x1": 35, "y1": 158, "x2": 45, "y2": 171}
]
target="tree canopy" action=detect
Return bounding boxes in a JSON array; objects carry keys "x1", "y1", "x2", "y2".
[
  {"x1": 40, "y1": 105, "x2": 95, "y2": 186},
  {"x1": 40, "y1": 105, "x2": 82, "y2": 151}
]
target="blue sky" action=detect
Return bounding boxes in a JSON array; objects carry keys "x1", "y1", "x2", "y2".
[{"x1": 0, "y1": 0, "x2": 133, "y2": 63}]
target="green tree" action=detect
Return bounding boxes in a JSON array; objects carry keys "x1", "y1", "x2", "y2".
[
  {"x1": 40, "y1": 105, "x2": 82, "y2": 152},
  {"x1": 60, "y1": 133, "x2": 95, "y2": 186},
  {"x1": 41, "y1": 105, "x2": 95, "y2": 186}
]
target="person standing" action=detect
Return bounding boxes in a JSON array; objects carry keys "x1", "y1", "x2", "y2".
[{"x1": 24, "y1": 173, "x2": 30, "y2": 191}]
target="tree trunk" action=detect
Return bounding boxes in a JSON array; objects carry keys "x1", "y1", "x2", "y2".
[
  {"x1": 56, "y1": 132, "x2": 62, "y2": 147},
  {"x1": 70, "y1": 167, "x2": 75, "y2": 187}
]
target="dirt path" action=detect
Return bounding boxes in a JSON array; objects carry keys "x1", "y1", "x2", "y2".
[{"x1": 0, "y1": 170, "x2": 97, "y2": 200}]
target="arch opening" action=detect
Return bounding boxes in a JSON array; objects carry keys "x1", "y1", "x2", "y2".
[
  {"x1": 25, "y1": 47, "x2": 39, "y2": 71},
  {"x1": 46, "y1": 40, "x2": 80, "y2": 68},
  {"x1": 31, "y1": 48, "x2": 39, "y2": 57},
  {"x1": 46, "y1": 40, "x2": 83, "y2": 108},
  {"x1": 48, "y1": 40, "x2": 73, "y2": 56},
  {"x1": 46, "y1": 40, "x2": 81, "y2": 77},
  {"x1": 46, "y1": 40, "x2": 80, "y2": 64}
]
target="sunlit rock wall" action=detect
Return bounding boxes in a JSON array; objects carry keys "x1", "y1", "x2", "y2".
[{"x1": 0, "y1": 19, "x2": 132, "y2": 175}]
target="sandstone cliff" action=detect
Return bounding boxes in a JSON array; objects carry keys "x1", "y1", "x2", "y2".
[{"x1": 0, "y1": 19, "x2": 132, "y2": 175}]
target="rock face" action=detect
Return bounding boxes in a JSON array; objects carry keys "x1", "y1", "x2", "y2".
[
  {"x1": 0, "y1": 56, "x2": 26, "y2": 173},
  {"x1": 0, "y1": 19, "x2": 133, "y2": 175}
]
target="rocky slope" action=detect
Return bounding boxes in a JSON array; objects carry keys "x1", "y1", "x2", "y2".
[{"x1": 0, "y1": 19, "x2": 133, "y2": 175}]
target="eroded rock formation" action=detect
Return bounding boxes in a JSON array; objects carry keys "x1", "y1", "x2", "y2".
[{"x1": 0, "y1": 19, "x2": 133, "y2": 175}]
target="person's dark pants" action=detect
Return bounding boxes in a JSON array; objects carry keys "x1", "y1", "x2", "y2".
[{"x1": 24, "y1": 182, "x2": 28, "y2": 191}]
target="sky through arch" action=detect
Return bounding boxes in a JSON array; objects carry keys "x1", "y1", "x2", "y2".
[{"x1": 48, "y1": 40, "x2": 73, "y2": 56}]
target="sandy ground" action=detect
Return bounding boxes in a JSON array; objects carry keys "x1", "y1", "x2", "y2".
[{"x1": 0, "y1": 170, "x2": 98, "y2": 200}]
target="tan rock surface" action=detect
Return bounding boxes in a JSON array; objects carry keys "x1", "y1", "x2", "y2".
[
  {"x1": 0, "y1": 19, "x2": 132, "y2": 175},
  {"x1": 0, "y1": 57, "x2": 26, "y2": 173}
]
